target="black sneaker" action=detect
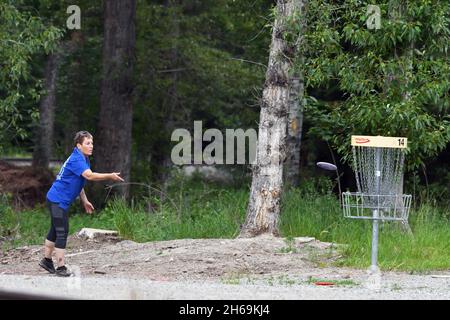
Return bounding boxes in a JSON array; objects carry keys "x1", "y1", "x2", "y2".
[
  {"x1": 39, "y1": 258, "x2": 55, "y2": 274},
  {"x1": 55, "y1": 266, "x2": 72, "y2": 277}
]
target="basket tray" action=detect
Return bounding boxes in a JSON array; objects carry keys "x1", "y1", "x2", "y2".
[{"x1": 342, "y1": 192, "x2": 411, "y2": 221}]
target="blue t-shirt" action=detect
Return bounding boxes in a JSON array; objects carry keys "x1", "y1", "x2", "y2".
[{"x1": 47, "y1": 147, "x2": 90, "y2": 211}]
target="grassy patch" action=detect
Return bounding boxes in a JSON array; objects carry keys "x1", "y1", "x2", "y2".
[
  {"x1": 221, "y1": 271, "x2": 257, "y2": 285},
  {"x1": 275, "y1": 275, "x2": 297, "y2": 286},
  {"x1": 280, "y1": 190, "x2": 450, "y2": 272},
  {"x1": 0, "y1": 146, "x2": 32, "y2": 158},
  {"x1": 278, "y1": 237, "x2": 298, "y2": 253}
]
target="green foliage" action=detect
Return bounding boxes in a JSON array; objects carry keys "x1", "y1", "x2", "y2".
[
  {"x1": 0, "y1": 1, "x2": 63, "y2": 146},
  {"x1": 299, "y1": 0, "x2": 450, "y2": 171}
]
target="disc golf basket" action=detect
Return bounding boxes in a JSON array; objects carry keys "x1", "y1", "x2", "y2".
[{"x1": 342, "y1": 135, "x2": 412, "y2": 271}]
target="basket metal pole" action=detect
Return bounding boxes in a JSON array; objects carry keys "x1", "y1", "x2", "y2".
[
  {"x1": 371, "y1": 209, "x2": 379, "y2": 269},
  {"x1": 371, "y1": 148, "x2": 381, "y2": 270}
]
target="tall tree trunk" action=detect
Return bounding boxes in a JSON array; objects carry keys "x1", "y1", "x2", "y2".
[
  {"x1": 94, "y1": 0, "x2": 136, "y2": 203},
  {"x1": 32, "y1": 53, "x2": 60, "y2": 169},
  {"x1": 240, "y1": 0, "x2": 302, "y2": 238},
  {"x1": 284, "y1": 0, "x2": 307, "y2": 188},
  {"x1": 64, "y1": 32, "x2": 85, "y2": 156},
  {"x1": 32, "y1": 36, "x2": 78, "y2": 169}
]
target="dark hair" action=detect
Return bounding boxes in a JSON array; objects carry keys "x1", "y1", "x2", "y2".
[{"x1": 74, "y1": 131, "x2": 93, "y2": 147}]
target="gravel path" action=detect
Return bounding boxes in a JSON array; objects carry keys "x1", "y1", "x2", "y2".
[{"x1": 1, "y1": 272, "x2": 449, "y2": 300}]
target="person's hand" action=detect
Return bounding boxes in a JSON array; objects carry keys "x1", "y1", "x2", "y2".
[
  {"x1": 110, "y1": 172, "x2": 125, "y2": 182},
  {"x1": 83, "y1": 201, "x2": 95, "y2": 214}
]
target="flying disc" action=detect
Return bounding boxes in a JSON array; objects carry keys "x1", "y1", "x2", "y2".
[
  {"x1": 316, "y1": 162, "x2": 337, "y2": 171},
  {"x1": 314, "y1": 281, "x2": 335, "y2": 286}
]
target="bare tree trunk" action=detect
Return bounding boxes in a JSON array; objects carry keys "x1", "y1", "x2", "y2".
[
  {"x1": 93, "y1": 0, "x2": 136, "y2": 203},
  {"x1": 32, "y1": 37, "x2": 78, "y2": 169},
  {"x1": 32, "y1": 53, "x2": 60, "y2": 169},
  {"x1": 240, "y1": 0, "x2": 302, "y2": 238},
  {"x1": 64, "y1": 32, "x2": 85, "y2": 156}
]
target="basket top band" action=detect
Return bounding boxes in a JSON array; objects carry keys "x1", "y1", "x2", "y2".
[{"x1": 351, "y1": 135, "x2": 408, "y2": 149}]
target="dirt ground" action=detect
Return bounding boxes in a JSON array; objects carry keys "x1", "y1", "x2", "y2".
[
  {"x1": 0, "y1": 161, "x2": 54, "y2": 209},
  {"x1": 0, "y1": 233, "x2": 359, "y2": 282}
]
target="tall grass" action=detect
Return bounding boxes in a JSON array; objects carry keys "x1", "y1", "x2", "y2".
[
  {"x1": 108, "y1": 185, "x2": 248, "y2": 242},
  {"x1": 280, "y1": 189, "x2": 450, "y2": 272},
  {"x1": 1, "y1": 177, "x2": 448, "y2": 272}
]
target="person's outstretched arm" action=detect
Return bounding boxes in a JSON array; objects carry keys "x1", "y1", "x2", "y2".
[{"x1": 81, "y1": 169, "x2": 124, "y2": 182}]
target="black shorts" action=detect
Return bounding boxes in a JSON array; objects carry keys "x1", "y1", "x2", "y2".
[{"x1": 46, "y1": 200, "x2": 69, "y2": 249}]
